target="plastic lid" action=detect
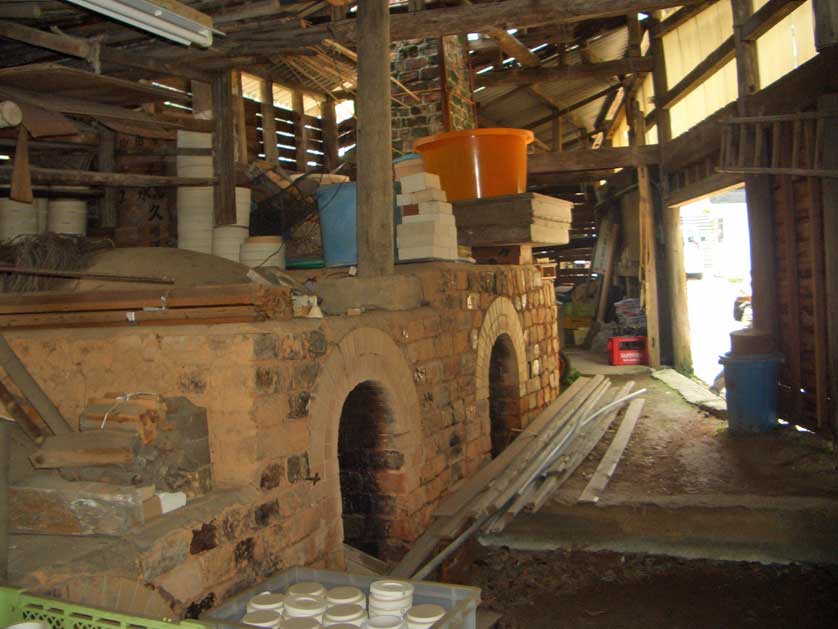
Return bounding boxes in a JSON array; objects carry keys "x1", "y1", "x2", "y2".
[
  {"x1": 405, "y1": 604, "x2": 446, "y2": 623},
  {"x1": 284, "y1": 594, "x2": 328, "y2": 617},
  {"x1": 413, "y1": 128, "x2": 534, "y2": 150},
  {"x1": 241, "y1": 610, "x2": 283, "y2": 628},
  {"x1": 324, "y1": 604, "x2": 366, "y2": 622},
  {"x1": 327, "y1": 586, "x2": 365, "y2": 605},
  {"x1": 282, "y1": 619, "x2": 322, "y2": 629},
  {"x1": 370, "y1": 580, "x2": 415, "y2": 601},
  {"x1": 364, "y1": 616, "x2": 406, "y2": 629},
  {"x1": 248, "y1": 592, "x2": 285, "y2": 611}
]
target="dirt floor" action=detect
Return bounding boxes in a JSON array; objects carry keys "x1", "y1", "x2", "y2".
[
  {"x1": 464, "y1": 545, "x2": 838, "y2": 628},
  {"x1": 558, "y1": 373, "x2": 838, "y2": 500}
]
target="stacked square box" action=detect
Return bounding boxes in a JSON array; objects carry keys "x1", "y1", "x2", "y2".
[{"x1": 395, "y1": 171, "x2": 459, "y2": 261}]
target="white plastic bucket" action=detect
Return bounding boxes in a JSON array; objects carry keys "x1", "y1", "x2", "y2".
[
  {"x1": 235, "y1": 186, "x2": 252, "y2": 227},
  {"x1": 34, "y1": 198, "x2": 48, "y2": 233},
  {"x1": 47, "y1": 198, "x2": 87, "y2": 235},
  {"x1": 176, "y1": 155, "x2": 213, "y2": 178},
  {"x1": 240, "y1": 236, "x2": 285, "y2": 269},
  {"x1": 404, "y1": 605, "x2": 445, "y2": 629},
  {"x1": 0, "y1": 198, "x2": 37, "y2": 240}
]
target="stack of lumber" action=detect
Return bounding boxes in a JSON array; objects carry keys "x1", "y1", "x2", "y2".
[
  {"x1": 396, "y1": 170, "x2": 459, "y2": 261},
  {"x1": 0, "y1": 283, "x2": 292, "y2": 330},
  {"x1": 80, "y1": 393, "x2": 169, "y2": 444},
  {"x1": 390, "y1": 375, "x2": 645, "y2": 579},
  {"x1": 453, "y1": 192, "x2": 572, "y2": 247}
]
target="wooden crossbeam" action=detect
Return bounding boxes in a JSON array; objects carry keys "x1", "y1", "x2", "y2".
[
  {"x1": 528, "y1": 145, "x2": 660, "y2": 174},
  {"x1": 0, "y1": 166, "x2": 214, "y2": 188},
  {"x1": 652, "y1": 1, "x2": 717, "y2": 38},
  {"x1": 742, "y1": 0, "x2": 806, "y2": 41},
  {"x1": 476, "y1": 56, "x2": 654, "y2": 87},
  {"x1": 659, "y1": 36, "x2": 735, "y2": 110}
]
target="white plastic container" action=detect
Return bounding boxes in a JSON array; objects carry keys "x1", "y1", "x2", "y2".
[
  {"x1": 239, "y1": 236, "x2": 285, "y2": 269},
  {"x1": 47, "y1": 198, "x2": 87, "y2": 235},
  {"x1": 34, "y1": 198, "x2": 48, "y2": 233},
  {"x1": 246, "y1": 592, "x2": 285, "y2": 615},
  {"x1": 0, "y1": 198, "x2": 37, "y2": 241},
  {"x1": 177, "y1": 130, "x2": 213, "y2": 149},
  {"x1": 177, "y1": 155, "x2": 213, "y2": 178},
  {"x1": 235, "y1": 186, "x2": 252, "y2": 227},
  {"x1": 323, "y1": 604, "x2": 366, "y2": 627},
  {"x1": 363, "y1": 617, "x2": 406, "y2": 629},
  {"x1": 177, "y1": 186, "x2": 214, "y2": 209},
  {"x1": 178, "y1": 187, "x2": 214, "y2": 254},
  {"x1": 212, "y1": 225, "x2": 248, "y2": 262},
  {"x1": 283, "y1": 594, "x2": 328, "y2": 622},
  {"x1": 326, "y1": 586, "x2": 366, "y2": 609},
  {"x1": 241, "y1": 610, "x2": 283, "y2": 628},
  {"x1": 369, "y1": 581, "x2": 414, "y2": 618},
  {"x1": 405, "y1": 605, "x2": 446, "y2": 629}
]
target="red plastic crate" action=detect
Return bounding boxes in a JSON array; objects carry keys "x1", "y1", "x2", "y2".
[{"x1": 608, "y1": 335, "x2": 648, "y2": 365}]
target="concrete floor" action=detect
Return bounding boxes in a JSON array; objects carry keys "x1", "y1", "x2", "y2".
[{"x1": 480, "y1": 353, "x2": 838, "y2": 564}]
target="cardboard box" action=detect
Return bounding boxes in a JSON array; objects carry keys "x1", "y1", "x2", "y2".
[
  {"x1": 400, "y1": 172, "x2": 441, "y2": 194},
  {"x1": 402, "y1": 213, "x2": 456, "y2": 227},
  {"x1": 417, "y1": 200, "x2": 453, "y2": 215}
]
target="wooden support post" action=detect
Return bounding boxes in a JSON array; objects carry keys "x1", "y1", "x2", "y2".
[
  {"x1": 0, "y1": 417, "x2": 7, "y2": 583},
  {"x1": 97, "y1": 126, "x2": 116, "y2": 229},
  {"x1": 231, "y1": 71, "x2": 249, "y2": 165},
  {"x1": 820, "y1": 94, "x2": 838, "y2": 437},
  {"x1": 814, "y1": 0, "x2": 838, "y2": 51},
  {"x1": 652, "y1": 16, "x2": 692, "y2": 373},
  {"x1": 292, "y1": 91, "x2": 309, "y2": 172},
  {"x1": 212, "y1": 72, "x2": 236, "y2": 226},
  {"x1": 190, "y1": 80, "x2": 213, "y2": 120},
  {"x1": 551, "y1": 111, "x2": 561, "y2": 152},
  {"x1": 630, "y1": 99, "x2": 661, "y2": 368},
  {"x1": 321, "y1": 97, "x2": 340, "y2": 172},
  {"x1": 733, "y1": 0, "x2": 778, "y2": 341},
  {"x1": 356, "y1": 0, "x2": 395, "y2": 277},
  {"x1": 260, "y1": 78, "x2": 279, "y2": 165}
]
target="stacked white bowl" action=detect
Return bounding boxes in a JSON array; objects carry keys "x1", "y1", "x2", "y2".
[
  {"x1": 327, "y1": 586, "x2": 366, "y2": 610},
  {"x1": 240, "y1": 610, "x2": 282, "y2": 629},
  {"x1": 404, "y1": 605, "x2": 445, "y2": 629},
  {"x1": 323, "y1": 603, "x2": 366, "y2": 627},
  {"x1": 47, "y1": 199, "x2": 87, "y2": 235},
  {"x1": 240, "y1": 235, "x2": 285, "y2": 269},
  {"x1": 0, "y1": 198, "x2": 37, "y2": 241},
  {"x1": 362, "y1": 616, "x2": 405, "y2": 629},
  {"x1": 246, "y1": 591, "x2": 285, "y2": 615},
  {"x1": 283, "y1": 595, "x2": 328, "y2": 623},
  {"x1": 368, "y1": 581, "x2": 414, "y2": 619},
  {"x1": 177, "y1": 131, "x2": 213, "y2": 254},
  {"x1": 283, "y1": 619, "x2": 324, "y2": 629}
]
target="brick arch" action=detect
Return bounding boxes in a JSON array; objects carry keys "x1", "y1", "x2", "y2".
[
  {"x1": 308, "y1": 327, "x2": 422, "y2": 558},
  {"x1": 475, "y1": 296, "x2": 528, "y2": 402}
]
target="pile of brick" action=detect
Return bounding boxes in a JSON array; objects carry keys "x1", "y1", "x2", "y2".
[{"x1": 394, "y1": 157, "x2": 458, "y2": 261}]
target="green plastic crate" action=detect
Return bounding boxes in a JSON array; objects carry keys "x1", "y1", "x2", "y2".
[{"x1": 0, "y1": 587, "x2": 208, "y2": 629}]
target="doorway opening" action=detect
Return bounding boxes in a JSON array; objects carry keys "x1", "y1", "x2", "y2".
[
  {"x1": 489, "y1": 334, "x2": 522, "y2": 457},
  {"x1": 337, "y1": 381, "x2": 397, "y2": 559},
  {"x1": 679, "y1": 186, "x2": 751, "y2": 388}
]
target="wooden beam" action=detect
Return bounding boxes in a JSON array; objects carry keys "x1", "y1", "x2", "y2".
[
  {"x1": 292, "y1": 90, "x2": 309, "y2": 172},
  {"x1": 664, "y1": 171, "x2": 742, "y2": 207},
  {"x1": 524, "y1": 85, "x2": 620, "y2": 130},
  {"x1": 0, "y1": 20, "x2": 212, "y2": 82},
  {"x1": 659, "y1": 36, "x2": 735, "y2": 110},
  {"x1": 263, "y1": 0, "x2": 702, "y2": 47},
  {"x1": 476, "y1": 56, "x2": 654, "y2": 87},
  {"x1": 653, "y1": 1, "x2": 717, "y2": 38},
  {"x1": 528, "y1": 145, "x2": 660, "y2": 173},
  {"x1": 321, "y1": 97, "x2": 340, "y2": 172},
  {"x1": 191, "y1": 80, "x2": 212, "y2": 120},
  {"x1": 819, "y1": 94, "x2": 838, "y2": 437},
  {"x1": 97, "y1": 126, "x2": 117, "y2": 228},
  {"x1": 356, "y1": 0, "x2": 394, "y2": 277},
  {"x1": 814, "y1": 0, "x2": 838, "y2": 51},
  {"x1": 260, "y1": 78, "x2": 278, "y2": 164},
  {"x1": 0, "y1": 166, "x2": 213, "y2": 188},
  {"x1": 212, "y1": 72, "x2": 236, "y2": 226},
  {"x1": 485, "y1": 26, "x2": 541, "y2": 67},
  {"x1": 232, "y1": 71, "x2": 249, "y2": 165},
  {"x1": 743, "y1": 0, "x2": 806, "y2": 41}
]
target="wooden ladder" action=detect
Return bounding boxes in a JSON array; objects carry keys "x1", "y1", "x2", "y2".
[{"x1": 718, "y1": 112, "x2": 838, "y2": 178}]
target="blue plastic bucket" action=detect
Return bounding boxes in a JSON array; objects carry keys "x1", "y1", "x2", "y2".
[
  {"x1": 316, "y1": 182, "x2": 401, "y2": 267},
  {"x1": 718, "y1": 352, "x2": 784, "y2": 433}
]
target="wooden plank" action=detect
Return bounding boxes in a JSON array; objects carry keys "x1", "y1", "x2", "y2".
[
  {"x1": 595, "y1": 223, "x2": 619, "y2": 323},
  {"x1": 659, "y1": 36, "x2": 735, "y2": 110},
  {"x1": 267, "y1": 0, "x2": 701, "y2": 47},
  {"x1": 743, "y1": 0, "x2": 806, "y2": 41},
  {"x1": 653, "y1": 1, "x2": 718, "y2": 38},
  {"x1": 213, "y1": 72, "x2": 236, "y2": 226},
  {"x1": 780, "y1": 175, "x2": 803, "y2": 416},
  {"x1": 0, "y1": 284, "x2": 291, "y2": 315},
  {"x1": 30, "y1": 430, "x2": 139, "y2": 469},
  {"x1": 528, "y1": 145, "x2": 660, "y2": 174},
  {"x1": 260, "y1": 78, "x2": 279, "y2": 164},
  {"x1": 475, "y1": 57, "x2": 654, "y2": 87},
  {"x1": 577, "y1": 398, "x2": 645, "y2": 503},
  {"x1": 807, "y1": 176, "x2": 829, "y2": 428},
  {"x1": 355, "y1": 0, "x2": 395, "y2": 277},
  {"x1": 98, "y1": 126, "x2": 117, "y2": 229},
  {"x1": 814, "y1": 0, "x2": 838, "y2": 50},
  {"x1": 0, "y1": 166, "x2": 213, "y2": 188},
  {"x1": 820, "y1": 94, "x2": 838, "y2": 437},
  {"x1": 0, "y1": 378, "x2": 45, "y2": 440},
  {"x1": 292, "y1": 90, "x2": 309, "y2": 172},
  {"x1": 232, "y1": 71, "x2": 249, "y2": 165},
  {"x1": 321, "y1": 98, "x2": 340, "y2": 172}
]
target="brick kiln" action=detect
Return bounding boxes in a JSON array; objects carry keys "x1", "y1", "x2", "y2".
[{"x1": 6, "y1": 262, "x2": 559, "y2": 617}]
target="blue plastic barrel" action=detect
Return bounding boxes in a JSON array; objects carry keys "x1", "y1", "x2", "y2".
[
  {"x1": 316, "y1": 182, "x2": 401, "y2": 267},
  {"x1": 718, "y1": 352, "x2": 784, "y2": 433}
]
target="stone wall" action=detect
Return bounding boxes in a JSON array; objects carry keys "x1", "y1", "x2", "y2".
[
  {"x1": 390, "y1": 36, "x2": 475, "y2": 156},
  {"x1": 9, "y1": 263, "x2": 559, "y2": 617}
]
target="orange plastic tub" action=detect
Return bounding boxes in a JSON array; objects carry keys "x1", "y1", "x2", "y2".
[{"x1": 413, "y1": 128, "x2": 534, "y2": 202}]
